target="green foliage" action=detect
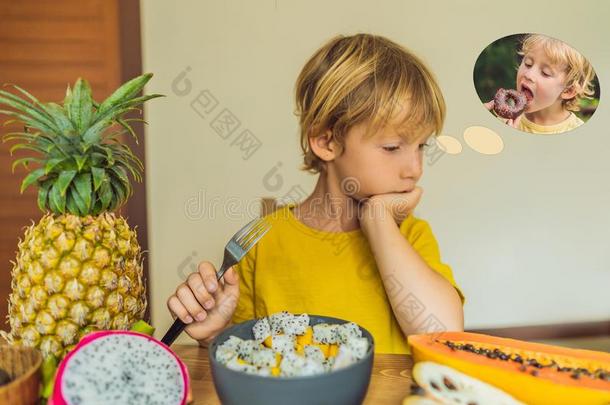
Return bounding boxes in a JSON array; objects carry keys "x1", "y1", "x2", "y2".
[
  {"x1": 0, "y1": 74, "x2": 164, "y2": 215},
  {"x1": 473, "y1": 34, "x2": 524, "y2": 103}
]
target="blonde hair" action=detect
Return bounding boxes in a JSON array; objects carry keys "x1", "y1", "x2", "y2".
[
  {"x1": 294, "y1": 33, "x2": 446, "y2": 174},
  {"x1": 518, "y1": 34, "x2": 596, "y2": 111}
]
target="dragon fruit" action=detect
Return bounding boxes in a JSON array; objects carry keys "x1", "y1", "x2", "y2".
[{"x1": 49, "y1": 330, "x2": 191, "y2": 405}]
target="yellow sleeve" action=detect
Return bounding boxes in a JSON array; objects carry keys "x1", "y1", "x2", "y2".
[
  {"x1": 231, "y1": 245, "x2": 257, "y2": 324},
  {"x1": 402, "y1": 217, "x2": 466, "y2": 305}
]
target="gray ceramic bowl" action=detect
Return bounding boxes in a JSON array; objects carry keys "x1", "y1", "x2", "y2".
[{"x1": 209, "y1": 315, "x2": 375, "y2": 405}]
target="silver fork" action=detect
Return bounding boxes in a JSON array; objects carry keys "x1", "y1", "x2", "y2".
[{"x1": 161, "y1": 217, "x2": 271, "y2": 346}]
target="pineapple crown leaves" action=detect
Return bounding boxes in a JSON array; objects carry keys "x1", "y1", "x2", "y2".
[{"x1": 0, "y1": 73, "x2": 164, "y2": 216}]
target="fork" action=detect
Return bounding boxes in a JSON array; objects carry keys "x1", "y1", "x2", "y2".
[{"x1": 161, "y1": 217, "x2": 271, "y2": 346}]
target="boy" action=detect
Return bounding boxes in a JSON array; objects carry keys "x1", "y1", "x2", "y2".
[
  {"x1": 487, "y1": 34, "x2": 595, "y2": 134},
  {"x1": 167, "y1": 33, "x2": 464, "y2": 354}
]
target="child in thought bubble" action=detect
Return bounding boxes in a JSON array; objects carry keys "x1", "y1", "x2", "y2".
[
  {"x1": 486, "y1": 34, "x2": 596, "y2": 134},
  {"x1": 167, "y1": 33, "x2": 465, "y2": 354}
]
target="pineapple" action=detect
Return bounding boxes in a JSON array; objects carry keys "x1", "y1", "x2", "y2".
[{"x1": 0, "y1": 74, "x2": 163, "y2": 360}]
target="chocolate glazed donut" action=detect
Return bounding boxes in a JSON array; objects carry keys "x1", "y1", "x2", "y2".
[{"x1": 493, "y1": 88, "x2": 527, "y2": 120}]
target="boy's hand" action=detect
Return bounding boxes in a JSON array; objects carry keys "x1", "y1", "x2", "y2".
[
  {"x1": 359, "y1": 187, "x2": 423, "y2": 226},
  {"x1": 484, "y1": 99, "x2": 523, "y2": 128},
  {"x1": 167, "y1": 261, "x2": 240, "y2": 344}
]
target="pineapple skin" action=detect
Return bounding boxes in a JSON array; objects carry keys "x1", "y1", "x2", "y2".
[{"x1": 2, "y1": 212, "x2": 147, "y2": 360}]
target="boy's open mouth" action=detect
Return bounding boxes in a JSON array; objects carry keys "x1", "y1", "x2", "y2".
[{"x1": 520, "y1": 84, "x2": 534, "y2": 103}]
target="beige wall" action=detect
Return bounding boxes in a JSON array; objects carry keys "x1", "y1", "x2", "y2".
[{"x1": 140, "y1": 0, "x2": 610, "y2": 344}]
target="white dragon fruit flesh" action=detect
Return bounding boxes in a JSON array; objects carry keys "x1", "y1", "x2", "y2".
[{"x1": 50, "y1": 330, "x2": 191, "y2": 405}]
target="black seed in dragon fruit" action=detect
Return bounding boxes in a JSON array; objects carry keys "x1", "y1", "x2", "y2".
[
  {"x1": 271, "y1": 334, "x2": 295, "y2": 355},
  {"x1": 268, "y1": 311, "x2": 292, "y2": 335},
  {"x1": 252, "y1": 317, "x2": 271, "y2": 343},
  {"x1": 236, "y1": 340, "x2": 262, "y2": 364},
  {"x1": 303, "y1": 344, "x2": 325, "y2": 364},
  {"x1": 250, "y1": 347, "x2": 277, "y2": 368},
  {"x1": 345, "y1": 336, "x2": 369, "y2": 360},
  {"x1": 313, "y1": 323, "x2": 339, "y2": 344},
  {"x1": 335, "y1": 322, "x2": 362, "y2": 344},
  {"x1": 283, "y1": 313, "x2": 309, "y2": 335}
]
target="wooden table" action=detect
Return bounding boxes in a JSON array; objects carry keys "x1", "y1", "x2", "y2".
[{"x1": 174, "y1": 345, "x2": 414, "y2": 404}]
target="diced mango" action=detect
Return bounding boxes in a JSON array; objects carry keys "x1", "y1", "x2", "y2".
[
  {"x1": 271, "y1": 367, "x2": 281, "y2": 377},
  {"x1": 314, "y1": 343, "x2": 330, "y2": 358},
  {"x1": 237, "y1": 358, "x2": 248, "y2": 365},
  {"x1": 295, "y1": 343, "x2": 304, "y2": 355},
  {"x1": 275, "y1": 353, "x2": 282, "y2": 367},
  {"x1": 263, "y1": 335, "x2": 273, "y2": 348},
  {"x1": 328, "y1": 343, "x2": 339, "y2": 358},
  {"x1": 296, "y1": 327, "x2": 313, "y2": 346}
]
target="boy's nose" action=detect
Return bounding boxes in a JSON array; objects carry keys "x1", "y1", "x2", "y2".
[
  {"x1": 400, "y1": 156, "x2": 422, "y2": 180},
  {"x1": 523, "y1": 70, "x2": 534, "y2": 82}
]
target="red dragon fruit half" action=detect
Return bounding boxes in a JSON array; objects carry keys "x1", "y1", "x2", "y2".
[{"x1": 49, "y1": 330, "x2": 191, "y2": 405}]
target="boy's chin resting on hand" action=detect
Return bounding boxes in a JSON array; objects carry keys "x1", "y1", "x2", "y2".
[{"x1": 357, "y1": 187, "x2": 423, "y2": 227}]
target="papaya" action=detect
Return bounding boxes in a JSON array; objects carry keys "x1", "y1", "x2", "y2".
[
  {"x1": 407, "y1": 361, "x2": 524, "y2": 404},
  {"x1": 408, "y1": 331, "x2": 610, "y2": 405}
]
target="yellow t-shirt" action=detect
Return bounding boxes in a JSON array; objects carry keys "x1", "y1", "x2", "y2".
[
  {"x1": 232, "y1": 203, "x2": 464, "y2": 354},
  {"x1": 518, "y1": 112, "x2": 584, "y2": 134}
]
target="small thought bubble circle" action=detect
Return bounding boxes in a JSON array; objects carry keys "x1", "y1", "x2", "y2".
[
  {"x1": 463, "y1": 126, "x2": 504, "y2": 155},
  {"x1": 435, "y1": 135, "x2": 463, "y2": 155}
]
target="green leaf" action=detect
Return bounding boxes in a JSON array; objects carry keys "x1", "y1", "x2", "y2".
[
  {"x1": 74, "y1": 155, "x2": 87, "y2": 171},
  {"x1": 56, "y1": 170, "x2": 77, "y2": 196},
  {"x1": 73, "y1": 173, "x2": 92, "y2": 213},
  {"x1": 0, "y1": 109, "x2": 57, "y2": 134},
  {"x1": 96, "y1": 73, "x2": 153, "y2": 116},
  {"x1": 131, "y1": 320, "x2": 155, "y2": 336},
  {"x1": 116, "y1": 118, "x2": 139, "y2": 144},
  {"x1": 69, "y1": 187, "x2": 86, "y2": 215},
  {"x1": 98, "y1": 180, "x2": 112, "y2": 210},
  {"x1": 49, "y1": 183, "x2": 66, "y2": 213},
  {"x1": 44, "y1": 157, "x2": 65, "y2": 174},
  {"x1": 11, "y1": 157, "x2": 43, "y2": 172},
  {"x1": 37, "y1": 179, "x2": 52, "y2": 212},
  {"x1": 3, "y1": 131, "x2": 53, "y2": 149},
  {"x1": 0, "y1": 91, "x2": 58, "y2": 131},
  {"x1": 91, "y1": 167, "x2": 105, "y2": 191},
  {"x1": 10, "y1": 143, "x2": 47, "y2": 156},
  {"x1": 41, "y1": 353, "x2": 58, "y2": 399},
  {"x1": 92, "y1": 145, "x2": 115, "y2": 165},
  {"x1": 20, "y1": 167, "x2": 46, "y2": 193},
  {"x1": 63, "y1": 84, "x2": 73, "y2": 114},
  {"x1": 43, "y1": 102, "x2": 75, "y2": 135},
  {"x1": 81, "y1": 117, "x2": 113, "y2": 145},
  {"x1": 109, "y1": 165, "x2": 129, "y2": 186},
  {"x1": 111, "y1": 178, "x2": 128, "y2": 204},
  {"x1": 69, "y1": 78, "x2": 93, "y2": 134},
  {"x1": 8, "y1": 83, "x2": 43, "y2": 105},
  {"x1": 66, "y1": 192, "x2": 80, "y2": 216}
]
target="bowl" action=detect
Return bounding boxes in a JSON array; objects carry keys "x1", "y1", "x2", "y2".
[
  {"x1": 209, "y1": 315, "x2": 374, "y2": 405},
  {"x1": 0, "y1": 343, "x2": 43, "y2": 405}
]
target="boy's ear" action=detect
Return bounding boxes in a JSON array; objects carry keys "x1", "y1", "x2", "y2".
[
  {"x1": 561, "y1": 84, "x2": 578, "y2": 100},
  {"x1": 309, "y1": 128, "x2": 338, "y2": 161}
]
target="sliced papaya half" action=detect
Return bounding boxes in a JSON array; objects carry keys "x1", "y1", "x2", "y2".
[{"x1": 408, "y1": 331, "x2": 610, "y2": 405}]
